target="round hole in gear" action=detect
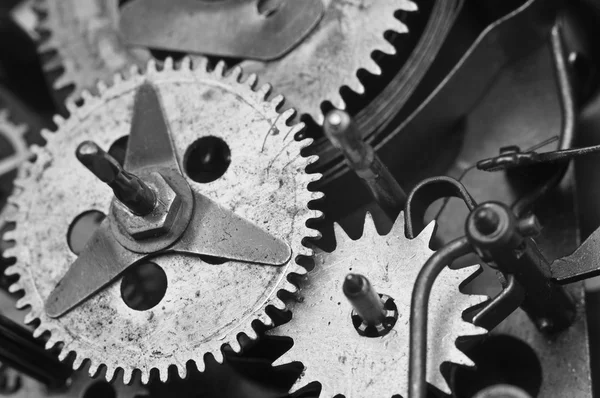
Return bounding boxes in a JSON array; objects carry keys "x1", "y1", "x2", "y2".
[
  {"x1": 184, "y1": 136, "x2": 231, "y2": 183},
  {"x1": 350, "y1": 294, "x2": 398, "y2": 338},
  {"x1": 82, "y1": 381, "x2": 116, "y2": 398},
  {"x1": 120, "y1": 261, "x2": 168, "y2": 311},
  {"x1": 108, "y1": 136, "x2": 129, "y2": 167},
  {"x1": 67, "y1": 210, "x2": 106, "y2": 255}
]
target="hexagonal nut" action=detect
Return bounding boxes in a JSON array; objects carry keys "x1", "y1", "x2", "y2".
[{"x1": 114, "y1": 172, "x2": 183, "y2": 240}]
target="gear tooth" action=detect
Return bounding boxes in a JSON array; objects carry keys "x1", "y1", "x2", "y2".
[
  {"x1": 87, "y1": 361, "x2": 100, "y2": 378},
  {"x1": 180, "y1": 56, "x2": 192, "y2": 71},
  {"x1": 229, "y1": 338, "x2": 242, "y2": 354},
  {"x1": 24, "y1": 312, "x2": 37, "y2": 324},
  {"x1": 147, "y1": 59, "x2": 159, "y2": 75},
  {"x1": 112, "y1": 72, "x2": 124, "y2": 87},
  {"x1": 5, "y1": 263, "x2": 19, "y2": 276},
  {"x1": 129, "y1": 63, "x2": 141, "y2": 77},
  {"x1": 7, "y1": 282, "x2": 21, "y2": 293},
  {"x1": 212, "y1": 349, "x2": 224, "y2": 364},
  {"x1": 271, "y1": 351, "x2": 295, "y2": 368},
  {"x1": 272, "y1": 297, "x2": 286, "y2": 311},
  {"x1": 333, "y1": 222, "x2": 350, "y2": 245},
  {"x1": 16, "y1": 297, "x2": 30, "y2": 310},
  {"x1": 282, "y1": 281, "x2": 298, "y2": 294},
  {"x1": 416, "y1": 220, "x2": 436, "y2": 247},
  {"x1": 163, "y1": 57, "x2": 174, "y2": 71},
  {"x1": 213, "y1": 60, "x2": 227, "y2": 77},
  {"x1": 194, "y1": 56, "x2": 209, "y2": 72},
  {"x1": 65, "y1": 99, "x2": 78, "y2": 116},
  {"x1": 122, "y1": 368, "x2": 134, "y2": 385},
  {"x1": 270, "y1": 94, "x2": 285, "y2": 109},
  {"x1": 140, "y1": 370, "x2": 150, "y2": 385},
  {"x1": 52, "y1": 114, "x2": 65, "y2": 127},
  {"x1": 227, "y1": 65, "x2": 243, "y2": 82},
  {"x1": 158, "y1": 365, "x2": 169, "y2": 383},
  {"x1": 32, "y1": 326, "x2": 44, "y2": 339},
  {"x1": 400, "y1": 0, "x2": 419, "y2": 12},
  {"x1": 245, "y1": 73, "x2": 258, "y2": 89},
  {"x1": 96, "y1": 80, "x2": 108, "y2": 94},
  {"x1": 257, "y1": 83, "x2": 272, "y2": 99},
  {"x1": 105, "y1": 364, "x2": 118, "y2": 382},
  {"x1": 72, "y1": 353, "x2": 85, "y2": 370},
  {"x1": 379, "y1": 40, "x2": 397, "y2": 56},
  {"x1": 196, "y1": 359, "x2": 206, "y2": 373},
  {"x1": 245, "y1": 326, "x2": 259, "y2": 341},
  {"x1": 42, "y1": 55, "x2": 64, "y2": 73},
  {"x1": 58, "y1": 349, "x2": 69, "y2": 362},
  {"x1": 362, "y1": 212, "x2": 379, "y2": 238},
  {"x1": 330, "y1": 93, "x2": 347, "y2": 110},
  {"x1": 80, "y1": 90, "x2": 95, "y2": 104}
]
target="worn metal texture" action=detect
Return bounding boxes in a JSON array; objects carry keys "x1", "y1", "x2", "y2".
[
  {"x1": 119, "y1": 0, "x2": 324, "y2": 61},
  {"x1": 36, "y1": 0, "x2": 150, "y2": 98},
  {"x1": 2, "y1": 58, "x2": 322, "y2": 384},
  {"x1": 241, "y1": 0, "x2": 418, "y2": 123},
  {"x1": 268, "y1": 214, "x2": 487, "y2": 397}
]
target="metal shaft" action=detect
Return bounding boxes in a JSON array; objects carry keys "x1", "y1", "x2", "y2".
[
  {"x1": 76, "y1": 141, "x2": 156, "y2": 215},
  {"x1": 343, "y1": 273, "x2": 386, "y2": 326},
  {"x1": 323, "y1": 110, "x2": 406, "y2": 220},
  {"x1": 0, "y1": 314, "x2": 71, "y2": 387}
]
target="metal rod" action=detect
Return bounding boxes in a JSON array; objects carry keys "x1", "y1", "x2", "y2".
[
  {"x1": 343, "y1": 273, "x2": 386, "y2": 326},
  {"x1": 408, "y1": 237, "x2": 472, "y2": 398},
  {"x1": 0, "y1": 314, "x2": 71, "y2": 387},
  {"x1": 76, "y1": 141, "x2": 156, "y2": 215},
  {"x1": 323, "y1": 110, "x2": 407, "y2": 220}
]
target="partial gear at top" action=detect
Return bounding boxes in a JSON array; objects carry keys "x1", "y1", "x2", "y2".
[
  {"x1": 269, "y1": 214, "x2": 487, "y2": 397},
  {"x1": 3, "y1": 57, "x2": 322, "y2": 384},
  {"x1": 35, "y1": 0, "x2": 416, "y2": 124}
]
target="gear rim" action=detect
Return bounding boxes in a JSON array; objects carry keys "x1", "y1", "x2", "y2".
[{"x1": 2, "y1": 57, "x2": 323, "y2": 384}]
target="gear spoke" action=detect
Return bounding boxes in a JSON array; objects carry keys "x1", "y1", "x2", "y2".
[
  {"x1": 45, "y1": 220, "x2": 145, "y2": 318},
  {"x1": 124, "y1": 82, "x2": 181, "y2": 174},
  {"x1": 173, "y1": 189, "x2": 291, "y2": 266}
]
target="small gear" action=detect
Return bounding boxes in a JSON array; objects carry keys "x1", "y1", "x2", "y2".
[
  {"x1": 3, "y1": 57, "x2": 322, "y2": 383},
  {"x1": 242, "y1": 0, "x2": 418, "y2": 122},
  {"x1": 269, "y1": 214, "x2": 487, "y2": 397}
]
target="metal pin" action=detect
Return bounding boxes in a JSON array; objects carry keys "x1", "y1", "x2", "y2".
[
  {"x1": 323, "y1": 110, "x2": 406, "y2": 220},
  {"x1": 343, "y1": 273, "x2": 386, "y2": 326},
  {"x1": 76, "y1": 141, "x2": 156, "y2": 216}
]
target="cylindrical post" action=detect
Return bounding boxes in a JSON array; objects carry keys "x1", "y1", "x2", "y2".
[
  {"x1": 343, "y1": 273, "x2": 386, "y2": 326},
  {"x1": 76, "y1": 141, "x2": 156, "y2": 215},
  {"x1": 323, "y1": 110, "x2": 406, "y2": 220}
]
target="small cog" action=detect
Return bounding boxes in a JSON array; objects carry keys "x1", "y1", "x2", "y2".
[
  {"x1": 268, "y1": 214, "x2": 488, "y2": 397},
  {"x1": 4, "y1": 57, "x2": 322, "y2": 384}
]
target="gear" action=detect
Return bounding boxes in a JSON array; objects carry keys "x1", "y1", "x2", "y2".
[
  {"x1": 0, "y1": 110, "x2": 29, "y2": 180},
  {"x1": 3, "y1": 58, "x2": 322, "y2": 384},
  {"x1": 269, "y1": 214, "x2": 487, "y2": 397},
  {"x1": 241, "y1": 0, "x2": 417, "y2": 122}
]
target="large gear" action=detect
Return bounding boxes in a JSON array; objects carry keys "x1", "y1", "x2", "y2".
[
  {"x1": 269, "y1": 214, "x2": 487, "y2": 397},
  {"x1": 242, "y1": 0, "x2": 417, "y2": 122},
  {"x1": 2, "y1": 57, "x2": 322, "y2": 384}
]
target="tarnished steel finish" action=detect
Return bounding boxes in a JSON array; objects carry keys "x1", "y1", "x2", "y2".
[
  {"x1": 3, "y1": 58, "x2": 322, "y2": 384},
  {"x1": 268, "y1": 214, "x2": 487, "y2": 397}
]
